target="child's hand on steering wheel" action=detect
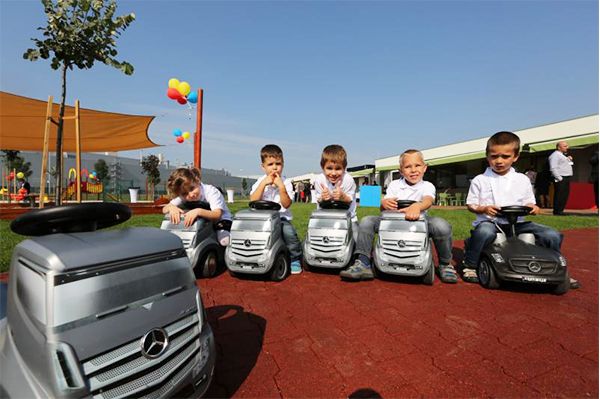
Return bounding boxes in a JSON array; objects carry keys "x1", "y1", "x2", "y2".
[
  {"x1": 527, "y1": 204, "x2": 540, "y2": 215},
  {"x1": 169, "y1": 207, "x2": 185, "y2": 224},
  {"x1": 381, "y1": 198, "x2": 398, "y2": 210},
  {"x1": 482, "y1": 205, "x2": 500, "y2": 217},
  {"x1": 400, "y1": 203, "x2": 421, "y2": 220},
  {"x1": 183, "y1": 208, "x2": 202, "y2": 227}
]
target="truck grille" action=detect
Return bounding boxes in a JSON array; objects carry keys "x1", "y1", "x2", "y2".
[
  {"x1": 230, "y1": 238, "x2": 267, "y2": 258},
  {"x1": 380, "y1": 237, "x2": 423, "y2": 258},
  {"x1": 308, "y1": 235, "x2": 345, "y2": 254},
  {"x1": 83, "y1": 314, "x2": 202, "y2": 399},
  {"x1": 509, "y1": 258, "x2": 557, "y2": 275}
]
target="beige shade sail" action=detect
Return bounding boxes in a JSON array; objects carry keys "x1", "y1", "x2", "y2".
[{"x1": 0, "y1": 91, "x2": 158, "y2": 152}]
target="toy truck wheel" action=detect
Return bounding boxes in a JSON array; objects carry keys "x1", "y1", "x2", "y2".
[
  {"x1": 552, "y1": 272, "x2": 570, "y2": 295},
  {"x1": 478, "y1": 257, "x2": 500, "y2": 289},
  {"x1": 422, "y1": 257, "x2": 434, "y2": 285},
  {"x1": 196, "y1": 250, "x2": 218, "y2": 278},
  {"x1": 270, "y1": 252, "x2": 290, "y2": 282}
]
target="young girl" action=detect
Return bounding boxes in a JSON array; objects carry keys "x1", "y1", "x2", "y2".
[{"x1": 163, "y1": 167, "x2": 232, "y2": 246}]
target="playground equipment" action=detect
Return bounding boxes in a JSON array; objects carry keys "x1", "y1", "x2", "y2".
[{"x1": 64, "y1": 167, "x2": 103, "y2": 200}]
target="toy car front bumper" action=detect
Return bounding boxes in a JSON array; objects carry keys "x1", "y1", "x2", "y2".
[
  {"x1": 373, "y1": 247, "x2": 432, "y2": 277},
  {"x1": 494, "y1": 266, "x2": 568, "y2": 285},
  {"x1": 302, "y1": 241, "x2": 352, "y2": 269}
]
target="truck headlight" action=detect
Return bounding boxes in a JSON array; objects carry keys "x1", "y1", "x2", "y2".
[
  {"x1": 491, "y1": 253, "x2": 505, "y2": 263},
  {"x1": 195, "y1": 290, "x2": 205, "y2": 327},
  {"x1": 559, "y1": 256, "x2": 567, "y2": 267}
]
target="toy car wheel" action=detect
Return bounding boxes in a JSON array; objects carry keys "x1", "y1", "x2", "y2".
[
  {"x1": 422, "y1": 256, "x2": 434, "y2": 285},
  {"x1": 270, "y1": 252, "x2": 290, "y2": 282},
  {"x1": 478, "y1": 257, "x2": 500, "y2": 289},
  {"x1": 302, "y1": 258, "x2": 313, "y2": 272},
  {"x1": 552, "y1": 272, "x2": 570, "y2": 295},
  {"x1": 197, "y1": 250, "x2": 218, "y2": 278}
]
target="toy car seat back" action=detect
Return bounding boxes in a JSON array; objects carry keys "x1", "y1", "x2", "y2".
[
  {"x1": 493, "y1": 232, "x2": 507, "y2": 245},
  {"x1": 518, "y1": 233, "x2": 536, "y2": 245}
]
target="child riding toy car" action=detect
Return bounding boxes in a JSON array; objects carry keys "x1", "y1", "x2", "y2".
[
  {"x1": 161, "y1": 200, "x2": 222, "y2": 278},
  {"x1": 1, "y1": 203, "x2": 215, "y2": 398},
  {"x1": 473, "y1": 205, "x2": 570, "y2": 295},
  {"x1": 225, "y1": 200, "x2": 290, "y2": 281},
  {"x1": 303, "y1": 200, "x2": 355, "y2": 270},
  {"x1": 372, "y1": 199, "x2": 435, "y2": 285}
]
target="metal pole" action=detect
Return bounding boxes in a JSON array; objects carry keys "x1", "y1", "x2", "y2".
[{"x1": 194, "y1": 89, "x2": 204, "y2": 171}]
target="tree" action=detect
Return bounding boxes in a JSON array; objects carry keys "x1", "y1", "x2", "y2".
[
  {"x1": 1, "y1": 150, "x2": 33, "y2": 178},
  {"x1": 241, "y1": 178, "x2": 248, "y2": 195},
  {"x1": 94, "y1": 159, "x2": 110, "y2": 184},
  {"x1": 24, "y1": 0, "x2": 135, "y2": 204},
  {"x1": 141, "y1": 155, "x2": 160, "y2": 200}
]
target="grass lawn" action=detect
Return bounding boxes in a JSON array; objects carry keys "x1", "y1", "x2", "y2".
[{"x1": 1, "y1": 202, "x2": 597, "y2": 273}]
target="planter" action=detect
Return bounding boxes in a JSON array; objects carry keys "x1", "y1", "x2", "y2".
[{"x1": 128, "y1": 187, "x2": 140, "y2": 203}]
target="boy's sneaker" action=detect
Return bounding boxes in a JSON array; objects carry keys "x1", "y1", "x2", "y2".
[
  {"x1": 340, "y1": 259, "x2": 374, "y2": 281},
  {"x1": 291, "y1": 260, "x2": 302, "y2": 274}
]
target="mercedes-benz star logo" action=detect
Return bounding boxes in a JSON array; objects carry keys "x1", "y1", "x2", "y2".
[
  {"x1": 140, "y1": 328, "x2": 169, "y2": 359},
  {"x1": 397, "y1": 240, "x2": 406, "y2": 248},
  {"x1": 528, "y1": 261, "x2": 542, "y2": 273},
  {"x1": 322, "y1": 236, "x2": 330, "y2": 244},
  {"x1": 244, "y1": 239, "x2": 252, "y2": 247}
]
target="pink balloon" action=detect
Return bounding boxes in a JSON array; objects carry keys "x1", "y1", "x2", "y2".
[
  {"x1": 167, "y1": 88, "x2": 181, "y2": 100},
  {"x1": 177, "y1": 97, "x2": 187, "y2": 105},
  {"x1": 176, "y1": 136, "x2": 184, "y2": 143}
]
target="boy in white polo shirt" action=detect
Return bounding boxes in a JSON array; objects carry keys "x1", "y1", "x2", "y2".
[
  {"x1": 314, "y1": 144, "x2": 358, "y2": 234},
  {"x1": 461, "y1": 131, "x2": 579, "y2": 289},
  {"x1": 163, "y1": 167, "x2": 233, "y2": 246},
  {"x1": 250, "y1": 144, "x2": 303, "y2": 274},
  {"x1": 340, "y1": 149, "x2": 457, "y2": 283}
]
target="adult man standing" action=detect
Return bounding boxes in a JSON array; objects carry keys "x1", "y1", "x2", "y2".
[{"x1": 548, "y1": 141, "x2": 573, "y2": 215}]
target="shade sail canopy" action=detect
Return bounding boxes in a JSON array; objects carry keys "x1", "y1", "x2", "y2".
[{"x1": 0, "y1": 91, "x2": 158, "y2": 152}]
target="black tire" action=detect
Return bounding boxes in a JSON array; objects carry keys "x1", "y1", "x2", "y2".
[
  {"x1": 270, "y1": 252, "x2": 290, "y2": 282},
  {"x1": 478, "y1": 257, "x2": 500, "y2": 289},
  {"x1": 302, "y1": 257, "x2": 313, "y2": 272},
  {"x1": 196, "y1": 250, "x2": 218, "y2": 279},
  {"x1": 422, "y1": 256, "x2": 434, "y2": 285},
  {"x1": 552, "y1": 272, "x2": 570, "y2": 295}
]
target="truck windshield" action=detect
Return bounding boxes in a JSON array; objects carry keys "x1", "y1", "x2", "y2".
[
  {"x1": 52, "y1": 258, "x2": 191, "y2": 329},
  {"x1": 232, "y1": 219, "x2": 272, "y2": 232},
  {"x1": 380, "y1": 220, "x2": 427, "y2": 233},
  {"x1": 308, "y1": 219, "x2": 347, "y2": 230}
]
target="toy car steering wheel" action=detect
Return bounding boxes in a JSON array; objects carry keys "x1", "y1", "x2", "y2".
[
  {"x1": 10, "y1": 203, "x2": 132, "y2": 236},
  {"x1": 249, "y1": 200, "x2": 282, "y2": 211},
  {"x1": 396, "y1": 199, "x2": 416, "y2": 209},
  {"x1": 181, "y1": 200, "x2": 211, "y2": 211},
  {"x1": 499, "y1": 205, "x2": 533, "y2": 217},
  {"x1": 319, "y1": 200, "x2": 350, "y2": 210}
]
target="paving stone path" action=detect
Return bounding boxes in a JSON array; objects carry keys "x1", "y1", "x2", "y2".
[{"x1": 199, "y1": 228, "x2": 598, "y2": 398}]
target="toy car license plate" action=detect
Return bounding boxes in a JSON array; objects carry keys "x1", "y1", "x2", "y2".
[{"x1": 523, "y1": 276, "x2": 547, "y2": 283}]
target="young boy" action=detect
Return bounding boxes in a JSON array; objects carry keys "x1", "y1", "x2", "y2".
[
  {"x1": 340, "y1": 149, "x2": 457, "y2": 283},
  {"x1": 313, "y1": 144, "x2": 358, "y2": 228},
  {"x1": 461, "y1": 131, "x2": 579, "y2": 289},
  {"x1": 163, "y1": 167, "x2": 232, "y2": 246},
  {"x1": 250, "y1": 144, "x2": 303, "y2": 274}
]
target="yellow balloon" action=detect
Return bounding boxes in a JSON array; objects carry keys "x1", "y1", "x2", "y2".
[
  {"x1": 16, "y1": 172, "x2": 24, "y2": 179},
  {"x1": 178, "y1": 81, "x2": 191, "y2": 96},
  {"x1": 182, "y1": 131, "x2": 191, "y2": 139},
  {"x1": 168, "y1": 78, "x2": 180, "y2": 89}
]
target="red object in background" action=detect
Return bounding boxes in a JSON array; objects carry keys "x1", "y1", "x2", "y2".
[{"x1": 565, "y1": 182, "x2": 596, "y2": 209}]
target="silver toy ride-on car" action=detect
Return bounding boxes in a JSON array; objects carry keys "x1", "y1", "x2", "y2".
[
  {"x1": 303, "y1": 200, "x2": 355, "y2": 271},
  {"x1": 160, "y1": 200, "x2": 221, "y2": 278},
  {"x1": 372, "y1": 200, "x2": 435, "y2": 285},
  {"x1": 225, "y1": 200, "x2": 290, "y2": 281},
  {"x1": 1, "y1": 203, "x2": 215, "y2": 399}
]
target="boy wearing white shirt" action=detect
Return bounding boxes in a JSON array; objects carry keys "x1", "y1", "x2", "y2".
[
  {"x1": 250, "y1": 144, "x2": 303, "y2": 274},
  {"x1": 462, "y1": 131, "x2": 579, "y2": 289},
  {"x1": 341, "y1": 150, "x2": 457, "y2": 283},
  {"x1": 163, "y1": 167, "x2": 232, "y2": 246},
  {"x1": 314, "y1": 144, "x2": 359, "y2": 235}
]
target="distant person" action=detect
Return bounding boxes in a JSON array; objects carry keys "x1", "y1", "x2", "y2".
[
  {"x1": 163, "y1": 167, "x2": 232, "y2": 246},
  {"x1": 590, "y1": 150, "x2": 598, "y2": 208},
  {"x1": 250, "y1": 144, "x2": 303, "y2": 274},
  {"x1": 461, "y1": 131, "x2": 579, "y2": 289},
  {"x1": 296, "y1": 181, "x2": 305, "y2": 203},
  {"x1": 535, "y1": 160, "x2": 551, "y2": 208},
  {"x1": 548, "y1": 141, "x2": 573, "y2": 215},
  {"x1": 17, "y1": 177, "x2": 31, "y2": 205},
  {"x1": 524, "y1": 165, "x2": 537, "y2": 192}
]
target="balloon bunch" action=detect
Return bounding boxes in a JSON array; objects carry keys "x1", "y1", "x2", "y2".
[
  {"x1": 166, "y1": 78, "x2": 198, "y2": 105},
  {"x1": 6, "y1": 171, "x2": 25, "y2": 181},
  {"x1": 172, "y1": 128, "x2": 191, "y2": 144},
  {"x1": 89, "y1": 170, "x2": 98, "y2": 181}
]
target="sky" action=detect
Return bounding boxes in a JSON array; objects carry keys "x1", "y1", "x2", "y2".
[{"x1": 0, "y1": 0, "x2": 598, "y2": 178}]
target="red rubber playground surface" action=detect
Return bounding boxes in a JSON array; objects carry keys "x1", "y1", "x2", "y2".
[{"x1": 199, "y1": 229, "x2": 598, "y2": 398}]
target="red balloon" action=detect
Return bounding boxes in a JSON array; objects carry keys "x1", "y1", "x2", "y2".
[
  {"x1": 176, "y1": 136, "x2": 184, "y2": 143},
  {"x1": 177, "y1": 97, "x2": 187, "y2": 105},
  {"x1": 167, "y1": 88, "x2": 181, "y2": 100}
]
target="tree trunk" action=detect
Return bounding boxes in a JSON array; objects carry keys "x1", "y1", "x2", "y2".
[{"x1": 54, "y1": 63, "x2": 68, "y2": 205}]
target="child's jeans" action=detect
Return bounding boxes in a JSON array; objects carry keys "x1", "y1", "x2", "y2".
[
  {"x1": 463, "y1": 221, "x2": 563, "y2": 267},
  {"x1": 281, "y1": 219, "x2": 302, "y2": 261},
  {"x1": 354, "y1": 215, "x2": 453, "y2": 265}
]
